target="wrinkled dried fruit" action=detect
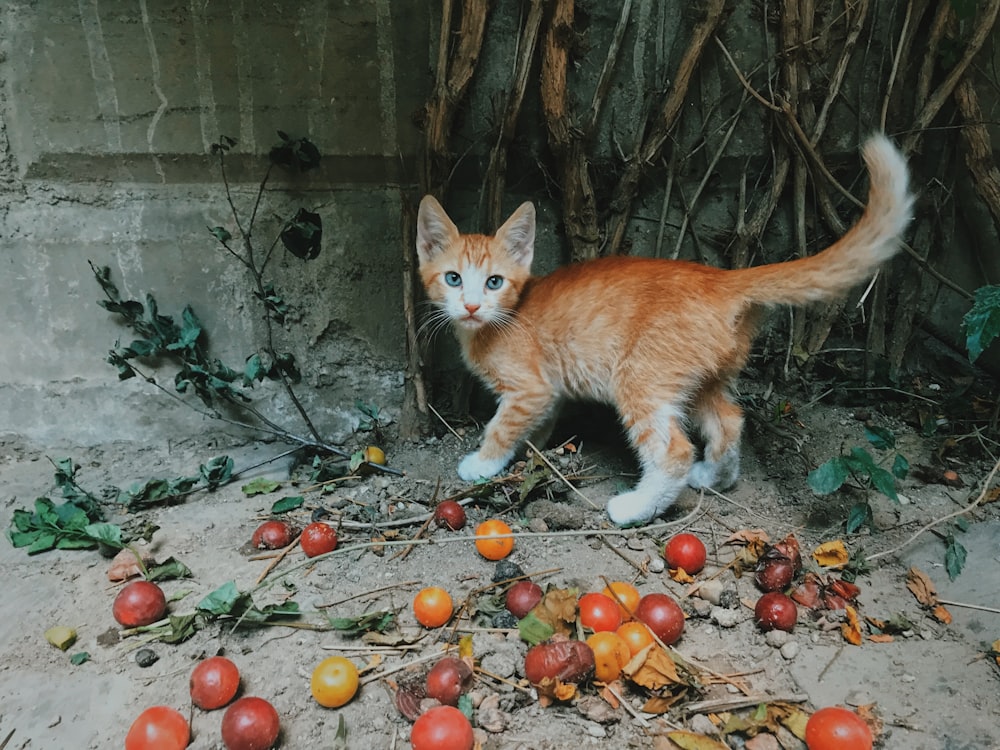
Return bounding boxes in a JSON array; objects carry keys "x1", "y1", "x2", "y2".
[{"x1": 523, "y1": 637, "x2": 595, "y2": 685}]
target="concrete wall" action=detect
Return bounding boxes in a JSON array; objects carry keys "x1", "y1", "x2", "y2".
[
  {"x1": 1, "y1": 1, "x2": 430, "y2": 445},
  {"x1": 1, "y1": 2, "x2": 996, "y2": 447}
]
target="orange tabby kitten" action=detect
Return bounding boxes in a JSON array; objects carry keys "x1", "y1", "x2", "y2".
[{"x1": 416, "y1": 135, "x2": 913, "y2": 526}]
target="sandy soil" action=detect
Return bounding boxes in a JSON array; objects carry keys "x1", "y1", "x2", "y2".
[{"x1": 1, "y1": 391, "x2": 998, "y2": 750}]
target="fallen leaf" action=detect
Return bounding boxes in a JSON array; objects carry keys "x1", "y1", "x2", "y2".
[
  {"x1": 841, "y1": 605, "x2": 863, "y2": 646},
  {"x1": 931, "y1": 604, "x2": 952, "y2": 624},
  {"x1": 905, "y1": 567, "x2": 938, "y2": 606},
  {"x1": 623, "y1": 644, "x2": 681, "y2": 690},
  {"x1": 855, "y1": 703, "x2": 884, "y2": 738},
  {"x1": 869, "y1": 634, "x2": 894, "y2": 643},
  {"x1": 725, "y1": 529, "x2": 770, "y2": 545},
  {"x1": 107, "y1": 547, "x2": 155, "y2": 582},
  {"x1": 983, "y1": 486, "x2": 1000, "y2": 504},
  {"x1": 812, "y1": 540, "x2": 849, "y2": 568},
  {"x1": 990, "y1": 639, "x2": 1000, "y2": 666},
  {"x1": 534, "y1": 676, "x2": 578, "y2": 707},
  {"x1": 599, "y1": 680, "x2": 623, "y2": 709},
  {"x1": 669, "y1": 567, "x2": 696, "y2": 584},
  {"x1": 642, "y1": 692, "x2": 687, "y2": 714},
  {"x1": 666, "y1": 731, "x2": 729, "y2": 750},
  {"x1": 530, "y1": 587, "x2": 579, "y2": 638}
]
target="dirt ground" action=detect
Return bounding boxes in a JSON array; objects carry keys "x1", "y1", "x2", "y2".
[{"x1": 1, "y1": 384, "x2": 999, "y2": 749}]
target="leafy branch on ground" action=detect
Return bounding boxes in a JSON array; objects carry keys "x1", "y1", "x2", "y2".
[{"x1": 963, "y1": 284, "x2": 1000, "y2": 363}]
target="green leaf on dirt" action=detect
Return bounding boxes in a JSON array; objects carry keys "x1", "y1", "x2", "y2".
[
  {"x1": 517, "y1": 611, "x2": 555, "y2": 646},
  {"x1": 120, "y1": 476, "x2": 200, "y2": 508},
  {"x1": 963, "y1": 284, "x2": 1000, "y2": 362},
  {"x1": 7, "y1": 498, "x2": 124, "y2": 555},
  {"x1": 864, "y1": 425, "x2": 896, "y2": 450},
  {"x1": 196, "y1": 581, "x2": 300, "y2": 624},
  {"x1": 868, "y1": 466, "x2": 899, "y2": 502},
  {"x1": 328, "y1": 610, "x2": 395, "y2": 638},
  {"x1": 807, "y1": 458, "x2": 849, "y2": 495},
  {"x1": 70, "y1": 652, "x2": 91, "y2": 666},
  {"x1": 846, "y1": 502, "x2": 874, "y2": 535},
  {"x1": 271, "y1": 495, "x2": 306, "y2": 514},
  {"x1": 332, "y1": 715, "x2": 348, "y2": 750},
  {"x1": 892, "y1": 453, "x2": 910, "y2": 480},
  {"x1": 945, "y1": 534, "x2": 967, "y2": 580},
  {"x1": 200, "y1": 455, "x2": 234, "y2": 490},
  {"x1": 145, "y1": 557, "x2": 193, "y2": 582},
  {"x1": 242, "y1": 478, "x2": 282, "y2": 496}
]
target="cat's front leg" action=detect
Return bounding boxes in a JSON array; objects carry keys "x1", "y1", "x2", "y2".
[{"x1": 457, "y1": 392, "x2": 554, "y2": 481}]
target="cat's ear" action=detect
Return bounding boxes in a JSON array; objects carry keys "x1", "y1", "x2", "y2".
[
  {"x1": 416, "y1": 195, "x2": 459, "y2": 264},
  {"x1": 495, "y1": 202, "x2": 535, "y2": 269}
]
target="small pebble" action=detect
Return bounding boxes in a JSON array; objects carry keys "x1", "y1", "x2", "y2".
[
  {"x1": 135, "y1": 648, "x2": 159, "y2": 668},
  {"x1": 648, "y1": 557, "x2": 665, "y2": 574},
  {"x1": 711, "y1": 606, "x2": 741, "y2": 628},
  {"x1": 779, "y1": 641, "x2": 799, "y2": 660},
  {"x1": 694, "y1": 579, "x2": 724, "y2": 605},
  {"x1": 765, "y1": 630, "x2": 790, "y2": 648}
]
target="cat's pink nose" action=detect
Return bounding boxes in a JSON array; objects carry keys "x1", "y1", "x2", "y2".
[{"x1": 464, "y1": 303, "x2": 481, "y2": 314}]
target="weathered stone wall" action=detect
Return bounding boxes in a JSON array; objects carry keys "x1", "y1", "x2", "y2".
[{"x1": 0, "y1": 1, "x2": 429, "y2": 445}]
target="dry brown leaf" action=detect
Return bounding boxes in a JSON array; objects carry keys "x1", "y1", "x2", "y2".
[
  {"x1": 534, "y1": 676, "x2": 577, "y2": 707},
  {"x1": 984, "y1": 486, "x2": 1000, "y2": 504},
  {"x1": 622, "y1": 644, "x2": 681, "y2": 689},
  {"x1": 841, "y1": 605, "x2": 863, "y2": 646},
  {"x1": 812, "y1": 540, "x2": 849, "y2": 568},
  {"x1": 725, "y1": 529, "x2": 770, "y2": 545},
  {"x1": 932, "y1": 604, "x2": 953, "y2": 624},
  {"x1": 598, "y1": 680, "x2": 623, "y2": 709},
  {"x1": 107, "y1": 548, "x2": 155, "y2": 582},
  {"x1": 669, "y1": 567, "x2": 696, "y2": 584},
  {"x1": 641, "y1": 693, "x2": 686, "y2": 714},
  {"x1": 991, "y1": 639, "x2": 1000, "y2": 666},
  {"x1": 869, "y1": 633, "x2": 894, "y2": 643},
  {"x1": 905, "y1": 567, "x2": 939, "y2": 607},
  {"x1": 855, "y1": 703, "x2": 884, "y2": 739}
]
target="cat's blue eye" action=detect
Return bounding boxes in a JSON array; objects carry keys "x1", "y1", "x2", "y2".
[
  {"x1": 444, "y1": 271, "x2": 462, "y2": 287},
  {"x1": 485, "y1": 275, "x2": 503, "y2": 290}
]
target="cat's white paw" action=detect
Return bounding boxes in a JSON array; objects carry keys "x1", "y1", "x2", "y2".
[
  {"x1": 606, "y1": 472, "x2": 687, "y2": 527},
  {"x1": 457, "y1": 452, "x2": 508, "y2": 481},
  {"x1": 687, "y1": 448, "x2": 740, "y2": 490}
]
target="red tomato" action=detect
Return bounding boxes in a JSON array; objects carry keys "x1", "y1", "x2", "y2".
[
  {"x1": 221, "y1": 696, "x2": 280, "y2": 750},
  {"x1": 805, "y1": 706, "x2": 873, "y2": 750},
  {"x1": 578, "y1": 592, "x2": 622, "y2": 632},
  {"x1": 250, "y1": 521, "x2": 292, "y2": 550},
  {"x1": 300, "y1": 522, "x2": 338, "y2": 558},
  {"x1": 190, "y1": 655, "x2": 241, "y2": 710},
  {"x1": 410, "y1": 705, "x2": 475, "y2": 750},
  {"x1": 634, "y1": 593, "x2": 685, "y2": 645},
  {"x1": 663, "y1": 533, "x2": 707, "y2": 574},
  {"x1": 113, "y1": 580, "x2": 167, "y2": 628},
  {"x1": 125, "y1": 705, "x2": 189, "y2": 750}
]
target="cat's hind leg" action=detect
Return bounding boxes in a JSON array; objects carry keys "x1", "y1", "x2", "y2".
[
  {"x1": 687, "y1": 383, "x2": 743, "y2": 491},
  {"x1": 606, "y1": 404, "x2": 693, "y2": 526}
]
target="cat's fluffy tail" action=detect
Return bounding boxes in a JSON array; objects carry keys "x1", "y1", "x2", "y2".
[{"x1": 738, "y1": 134, "x2": 913, "y2": 306}]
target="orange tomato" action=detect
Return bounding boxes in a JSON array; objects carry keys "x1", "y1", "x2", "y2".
[
  {"x1": 615, "y1": 621, "x2": 654, "y2": 657},
  {"x1": 601, "y1": 581, "x2": 641, "y2": 621},
  {"x1": 474, "y1": 519, "x2": 514, "y2": 560},
  {"x1": 413, "y1": 586, "x2": 454, "y2": 628},
  {"x1": 586, "y1": 631, "x2": 632, "y2": 682},
  {"x1": 311, "y1": 656, "x2": 360, "y2": 708}
]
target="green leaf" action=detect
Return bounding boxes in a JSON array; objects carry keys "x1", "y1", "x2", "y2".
[
  {"x1": 280, "y1": 208, "x2": 323, "y2": 260},
  {"x1": 963, "y1": 285, "x2": 1000, "y2": 363},
  {"x1": 869, "y1": 467, "x2": 899, "y2": 502},
  {"x1": 200, "y1": 456, "x2": 234, "y2": 490},
  {"x1": 84, "y1": 523, "x2": 123, "y2": 548},
  {"x1": 242, "y1": 478, "x2": 282, "y2": 496},
  {"x1": 864, "y1": 425, "x2": 896, "y2": 450},
  {"x1": 845, "y1": 502, "x2": 873, "y2": 534},
  {"x1": 945, "y1": 535, "x2": 967, "y2": 580},
  {"x1": 271, "y1": 495, "x2": 305, "y2": 514},
  {"x1": 159, "y1": 613, "x2": 202, "y2": 644},
  {"x1": 333, "y1": 715, "x2": 348, "y2": 750},
  {"x1": 244, "y1": 353, "x2": 265, "y2": 384},
  {"x1": 27, "y1": 532, "x2": 59, "y2": 554},
  {"x1": 807, "y1": 458, "x2": 849, "y2": 495},
  {"x1": 517, "y1": 611, "x2": 555, "y2": 646},
  {"x1": 328, "y1": 610, "x2": 395, "y2": 637},
  {"x1": 892, "y1": 453, "x2": 910, "y2": 480},
  {"x1": 70, "y1": 652, "x2": 91, "y2": 666},
  {"x1": 145, "y1": 557, "x2": 193, "y2": 582},
  {"x1": 197, "y1": 581, "x2": 244, "y2": 616},
  {"x1": 209, "y1": 226, "x2": 233, "y2": 243},
  {"x1": 844, "y1": 446, "x2": 878, "y2": 473}
]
